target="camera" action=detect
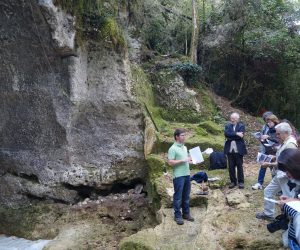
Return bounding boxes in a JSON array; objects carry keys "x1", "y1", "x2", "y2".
[{"x1": 267, "y1": 213, "x2": 289, "y2": 233}]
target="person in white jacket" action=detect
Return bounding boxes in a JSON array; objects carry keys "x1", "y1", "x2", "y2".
[{"x1": 256, "y1": 122, "x2": 298, "y2": 220}]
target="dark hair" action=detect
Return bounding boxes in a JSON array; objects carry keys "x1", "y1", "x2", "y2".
[
  {"x1": 278, "y1": 148, "x2": 300, "y2": 180},
  {"x1": 174, "y1": 129, "x2": 185, "y2": 140}
]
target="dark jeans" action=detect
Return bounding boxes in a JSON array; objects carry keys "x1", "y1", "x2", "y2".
[
  {"x1": 258, "y1": 166, "x2": 267, "y2": 185},
  {"x1": 227, "y1": 153, "x2": 244, "y2": 184},
  {"x1": 173, "y1": 175, "x2": 191, "y2": 219}
]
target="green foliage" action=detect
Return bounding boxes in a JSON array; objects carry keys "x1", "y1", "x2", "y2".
[
  {"x1": 141, "y1": 0, "x2": 193, "y2": 55},
  {"x1": 203, "y1": 0, "x2": 300, "y2": 126},
  {"x1": 98, "y1": 17, "x2": 126, "y2": 50},
  {"x1": 142, "y1": 18, "x2": 166, "y2": 53},
  {"x1": 55, "y1": 0, "x2": 126, "y2": 50},
  {"x1": 171, "y1": 63, "x2": 203, "y2": 86}
]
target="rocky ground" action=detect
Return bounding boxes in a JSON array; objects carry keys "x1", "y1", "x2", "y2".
[
  {"x1": 0, "y1": 187, "x2": 157, "y2": 250},
  {"x1": 120, "y1": 163, "x2": 285, "y2": 250}
]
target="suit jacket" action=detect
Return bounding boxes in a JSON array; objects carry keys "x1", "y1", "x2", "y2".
[{"x1": 224, "y1": 122, "x2": 247, "y2": 156}]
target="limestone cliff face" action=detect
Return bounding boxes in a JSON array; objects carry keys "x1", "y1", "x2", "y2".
[{"x1": 0, "y1": 0, "x2": 146, "y2": 206}]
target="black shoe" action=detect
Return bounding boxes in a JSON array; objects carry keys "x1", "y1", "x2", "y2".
[
  {"x1": 183, "y1": 214, "x2": 195, "y2": 222},
  {"x1": 238, "y1": 183, "x2": 245, "y2": 189},
  {"x1": 229, "y1": 183, "x2": 236, "y2": 189},
  {"x1": 174, "y1": 217, "x2": 184, "y2": 225}
]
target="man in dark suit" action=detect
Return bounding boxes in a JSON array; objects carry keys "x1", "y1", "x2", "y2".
[{"x1": 224, "y1": 112, "x2": 247, "y2": 189}]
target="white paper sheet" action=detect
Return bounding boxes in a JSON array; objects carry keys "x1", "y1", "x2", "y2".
[
  {"x1": 257, "y1": 152, "x2": 273, "y2": 163},
  {"x1": 189, "y1": 146, "x2": 204, "y2": 164},
  {"x1": 203, "y1": 148, "x2": 213, "y2": 155}
]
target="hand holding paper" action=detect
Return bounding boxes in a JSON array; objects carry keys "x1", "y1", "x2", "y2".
[
  {"x1": 251, "y1": 132, "x2": 261, "y2": 139},
  {"x1": 189, "y1": 146, "x2": 204, "y2": 164}
]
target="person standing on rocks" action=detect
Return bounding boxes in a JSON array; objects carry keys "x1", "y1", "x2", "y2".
[
  {"x1": 168, "y1": 129, "x2": 195, "y2": 225},
  {"x1": 256, "y1": 122, "x2": 298, "y2": 220},
  {"x1": 252, "y1": 111, "x2": 274, "y2": 190},
  {"x1": 224, "y1": 112, "x2": 247, "y2": 189}
]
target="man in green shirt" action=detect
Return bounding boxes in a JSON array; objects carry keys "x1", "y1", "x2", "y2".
[{"x1": 168, "y1": 129, "x2": 194, "y2": 225}]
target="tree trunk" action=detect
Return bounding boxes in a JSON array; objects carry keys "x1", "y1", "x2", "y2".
[
  {"x1": 185, "y1": 31, "x2": 188, "y2": 55},
  {"x1": 191, "y1": 0, "x2": 199, "y2": 64}
]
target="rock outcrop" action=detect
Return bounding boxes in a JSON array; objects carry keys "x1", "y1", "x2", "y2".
[{"x1": 0, "y1": 0, "x2": 146, "y2": 206}]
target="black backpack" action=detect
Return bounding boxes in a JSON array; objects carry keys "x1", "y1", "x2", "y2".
[{"x1": 209, "y1": 152, "x2": 227, "y2": 170}]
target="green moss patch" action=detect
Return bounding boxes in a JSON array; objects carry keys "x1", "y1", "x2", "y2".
[
  {"x1": 55, "y1": 0, "x2": 126, "y2": 49},
  {"x1": 198, "y1": 121, "x2": 223, "y2": 135},
  {"x1": 146, "y1": 154, "x2": 166, "y2": 178}
]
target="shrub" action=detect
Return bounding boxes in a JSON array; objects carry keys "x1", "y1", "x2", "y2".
[{"x1": 171, "y1": 63, "x2": 203, "y2": 87}]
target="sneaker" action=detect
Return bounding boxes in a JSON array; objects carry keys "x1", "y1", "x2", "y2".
[
  {"x1": 252, "y1": 183, "x2": 263, "y2": 190},
  {"x1": 183, "y1": 214, "x2": 195, "y2": 222},
  {"x1": 229, "y1": 183, "x2": 236, "y2": 189},
  {"x1": 174, "y1": 217, "x2": 184, "y2": 225},
  {"x1": 256, "y1": 212, "x2": 274, "y2": 220},
  {"x1": 238, "y1": 183, "x2": 245, "y2": 189}
]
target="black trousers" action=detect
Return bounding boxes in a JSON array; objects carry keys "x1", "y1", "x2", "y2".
[{"x1": 227, "y1": 153, "x2": 244, "y2": 184}]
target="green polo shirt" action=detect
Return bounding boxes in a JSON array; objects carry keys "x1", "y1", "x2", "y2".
[{"x1": 168, "y1": 142, "x2": 190, "y2": 178}]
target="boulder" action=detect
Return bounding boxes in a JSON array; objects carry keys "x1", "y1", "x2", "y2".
[
  {"x1": 226, "y1": 189, "x2": 250, "y2": 207},
  {"x1": 0, "y1": 0, "x2": 146, "y2": 206}
]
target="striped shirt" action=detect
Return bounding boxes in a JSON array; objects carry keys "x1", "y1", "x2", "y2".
[{"x1": 283, "y1": 203, "x2": 299, "y2": 242}]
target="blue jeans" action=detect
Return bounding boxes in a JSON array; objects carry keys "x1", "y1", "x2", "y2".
[
  {"x1": 173, "y1": 175, "x2": 191, "y2": 218},
  {"x1": 289, "y1": 239, "x2": 300, "y2": 250},
  {"x1": 258, "y1": 166, "x2": 267, "y2": 185},
  {"x1": 258, "y1": 166, "x2": 274, "y2": 185}
]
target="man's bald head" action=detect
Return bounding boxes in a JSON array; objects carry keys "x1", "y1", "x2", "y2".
[{"x1": 230, "y1": 112, "x2": 240, "y2": 124}]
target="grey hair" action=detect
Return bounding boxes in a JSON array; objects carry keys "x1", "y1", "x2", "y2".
[
  {"x1": 275, "y1": 122, "x2": 292, "y2": 135},
  {"x1": 230, "y1": 112, "x2": 240, "y2": 119},
  {"x1": 262, "y1": 111, "x2": 273, "y2": 121}
]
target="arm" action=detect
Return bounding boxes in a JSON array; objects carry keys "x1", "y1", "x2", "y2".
[
  {"x1": 293, "y1": 212, "x2": 300, "y2": 245},
  {"x1": 279, "y1": 196, "x2": 300, "y2": 212},
  {"x1": 282, "y1": 203, "x2": 299, "y2": 217},
  {"x1": 167, "y1": 147, "x2": 190, "y2": 166},
  {"x1": 281, "y1": 198, "x2": 300, "y2": 245},
  {"x1": 224, "y1": 124, "x2": 241, "y2": 140},
  {"x1": 168, "y1": 159, "x2": 189, "y2": 166},
  {"x1": 239, "y1": 123, "x2": 246, "y2": 133}
]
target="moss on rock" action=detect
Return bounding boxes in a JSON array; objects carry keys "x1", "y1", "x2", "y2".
[
  {"x1": 97, "y1": 17, "x2": 126, "y2": 49},
  {"x1": 160, "y1": 108, "x2": 203, "y2": 123},
  {"x1": 56, "y1": 0, "x2": 126, "y2": 49},
  {"x1": 0, "y1": 203, "x2": 64, "y2": 239},
  {"x1": 146, "y1": 154, "x2": 166, "y2": 179},
  {"x1": 198, "y1": 120, "x2": 223, "y2": 135},
  {"x1": 119, "y1": 233, "x2": 155, "y2": 250}
]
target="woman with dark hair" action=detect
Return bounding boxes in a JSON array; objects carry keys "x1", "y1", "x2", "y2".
[
  {"x1": 263, "y1": 114, "x2": 280, "y2": 155},
  {"x1": 252, "y1": 113, "x2": 279, "y2": 190},
  {"x1": 277, "y1": 148, "x2": 300, "y2": 249}
]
